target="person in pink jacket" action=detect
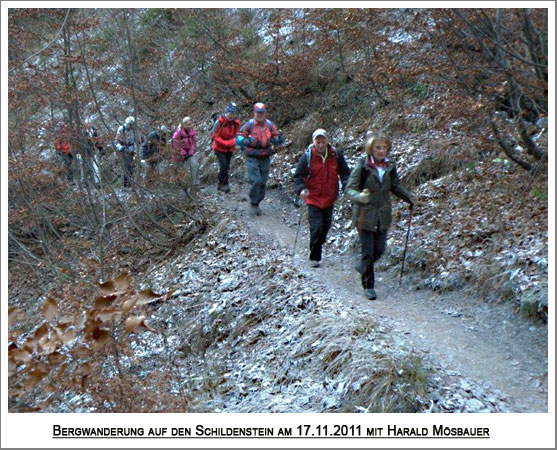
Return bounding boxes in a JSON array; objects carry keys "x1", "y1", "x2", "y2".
[{"x1": 172, "y1": 116, "x2": 199, "y2": 189}]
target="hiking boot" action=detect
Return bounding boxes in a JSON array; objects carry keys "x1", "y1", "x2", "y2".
[
  {"x1": 255, "y1": 205, "x2": 262, "y2": 216},
  {"x1": 249, "y1": 203, "x2": 259, "y2": 216},
  {"x1": 364, "y1": 288, "x2": 377, "y2": 300},
  {"x1": 310, "y1": 260, "x2": 320, "y2": 268},
  {"x1": 222, "y1": 183, "x2": 231, "y2": 193}
]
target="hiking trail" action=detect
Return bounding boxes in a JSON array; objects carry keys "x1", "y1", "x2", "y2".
[{"x1": 198, "y1": 180, "x2": 548, "y2": 413}]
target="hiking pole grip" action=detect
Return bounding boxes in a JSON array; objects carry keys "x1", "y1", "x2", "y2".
[{"x1": 399, "y1": 206, "x2": 414, "y2": 283}]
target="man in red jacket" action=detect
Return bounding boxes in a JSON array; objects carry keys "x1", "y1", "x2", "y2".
[
  {"x1": 211, "y1": 102, "x2": 240, "y2": 193},
  {"x1": 293, "y1": 129, "x2": 351, "y2": 267},
  {"x1": 236, "y1": 103, "x2": 284, "y2": 215}
]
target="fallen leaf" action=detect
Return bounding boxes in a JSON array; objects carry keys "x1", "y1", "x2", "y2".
[
  {"x1": 39, "y1": 335, "x2": 60, "y2": 355},
  {"x1": 164, "y1": 290, "x2": 177, "y2": 301},
  {"x1": 74, "y1": 362, "x2": 92, "y2": 377},
  {"x1": 75, "y1": 312, "x2": 86, "y2": 330},
  {"x1": 41, "y1": 298, "x2": 58, "y2": 323},
  {"x1": 58, "y1": 314, "x2": 75, "y2": 324},
  {"x1": 114, "y1": 271, "x2": 132, "y2": 292},
  {"x1": 121, "y1": 296, "x2": 138, "y2": 314},
  {"x1": 9, "y1": 348, "x2": 32, "y2": 363},
  {"x1": 84, "y1": 318, "x2": 103, "y2": 336},
  {"x1": 91, "y1": 327, "x2": 111, "y2": 347},
  {"x1": 54, "y1": 363, "x2": 69, "y2": 382},
  {"x1": 33, "y1": 323, "x2": 49, "y2": 340},
  {"x1": 97, "y1": 280, "x2": 116, "y2": 295},
  {"x1": 124, "y1": 316, "x2": 155, "y2": 334},
  {"x1": 71, "y1": 345, "x2": 92, "y2": 359},
  {"x1": 8, "y1": 357, "x2": 17, "y2": 375},
  {"x1": 60, "y1": 327, "x2": 77, "y2": 345},
  {"x1": 95, "y1": 294, "x2": 118, "y2": 309},
  {"x1": 23, "y1": 338, "x2": 37, "y2": 355},
  {"x1": 24, "y1": 368, "x2": 49, "y2": 392},
  {"x1": 137, "y1": 289, "x2": 162, "y2": 305},
  {"x1": 94, "y1": 308, "x2": 121, "y2": 323},
  {"x1": 48, "y1": 352, "x2": 65, "y2": 365},
  {"x1": 8, "y1": 307, "x2": 24, "y2": 326}
]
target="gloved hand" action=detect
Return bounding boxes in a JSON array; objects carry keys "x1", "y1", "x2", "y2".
[
  {"x1": 272, "y1": 135, "x2": 285, "y2": 147},
  {"x1": 243, "y1": 137, "x2": 254, "y2": 147},
  {"x1": 355, "y1": 189, "x2": 371, "y2": 204},
  {"x1": 300, "y1": 189, "x2": 309, "y2": 202}
]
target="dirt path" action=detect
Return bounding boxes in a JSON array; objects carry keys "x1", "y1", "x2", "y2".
[{"x1": 198, "y1": 182, "x2": 548, "y2": 413}]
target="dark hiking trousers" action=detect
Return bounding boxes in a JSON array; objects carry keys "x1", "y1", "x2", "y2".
[
  {"x1": 120, "y1": 151, "x2": 134, "y2": 187},
  {"x1": 216, "y1": 151, "x2": 233, "y2": 184},
  {"x1": 359, "y1": 229, "x2": 387, "y2": 289},
  {"x1": 308, "y1": 204, "x2": 334, "y2": 262},
  {"x1": 246, "y1": 156, "x2": 270, "y2": 205}
]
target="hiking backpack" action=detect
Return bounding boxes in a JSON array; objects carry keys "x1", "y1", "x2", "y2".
[
  {"x1": 304, "y1": 145, "x2": 341, "y2": 178},
  {"x1": 247, "y1": 118, "x2": 274, "y2": 135}
]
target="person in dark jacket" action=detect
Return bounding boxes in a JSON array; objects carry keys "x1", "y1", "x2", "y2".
[
  {"x1": 236, "y1": 103, "x2": 284, "y2": 215},
  {"x1": 346, "y1": 134, "x2": 415, "y2": 300},
  {"x1": 294, "y1": 129, "x2": 351, "y2": 267},
  {"x1": 142, "y1": 125, "x2": 169, "y2": 186},
  {"x1": 211, "y1": 102, "x2": 240, "y2": 193},
  {"x1": 115, "y1": 116, "x2": 137, "y2": 187}
]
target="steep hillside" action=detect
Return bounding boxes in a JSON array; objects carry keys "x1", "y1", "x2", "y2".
[{"x1": 7, "y1": 7, "x2": 548, "y2": 417}]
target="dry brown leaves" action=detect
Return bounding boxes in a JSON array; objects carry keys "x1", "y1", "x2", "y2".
[{"x1": 8, "y1": 271, "x2": 174, "y2": 411}]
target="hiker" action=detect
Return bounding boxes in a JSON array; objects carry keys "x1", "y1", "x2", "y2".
[
  {"x1": 294, "y1": 129, "x2": 351, "y2": 267},
  {"x1": 236, "y1": 103, "x2": 284, "y2": 215},
  {"x1": 115, "y1": 116, "x2": 137, "y2": 187},
  {"x1": 142, "y1": 125, "x2": 169, "y2": 186},
  {"x1": 55, "y1": 122, "x2": 74, "y2": 183},
  {"x1": 211, "y1": 102, "x2": 240, "y2": 193},
  {"x1": 172, "y1": 116, "x2": 199, "y2": 189},
  {"x1": 346, "y1": 134, "x2": 415, "y2": 300},
  {"x1": 78, "y1": 123, "x2": 101, "y2": 186},
  {"x1": 83, "y1": 124, "x2": 104, "y2": 155}
]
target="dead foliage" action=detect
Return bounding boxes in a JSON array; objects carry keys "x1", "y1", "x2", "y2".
[{"x1": 7, "y1": 271, "x2": 184, "y2": 412}]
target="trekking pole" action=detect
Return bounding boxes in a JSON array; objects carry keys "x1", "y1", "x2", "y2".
[
  {"x1": 292, "y1": 206, "x2": 304, "y2": 257},
  {"x1": 399, "y1": 205, "x2": 414, "y2": 283}
]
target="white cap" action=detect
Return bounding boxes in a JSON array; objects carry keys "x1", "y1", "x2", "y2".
[
  {"x1": 312, "y1": 129, "x2": 328, "y2": 140},
  {"x1": 160, "y1": 125, "x2": 169, "y2": 133},
  {"x1": 125, "y1": 116, "x2": 135, "y2": 125},
  {"x1": 182, "y1": 116, "x2": 192, "y2": 124}
]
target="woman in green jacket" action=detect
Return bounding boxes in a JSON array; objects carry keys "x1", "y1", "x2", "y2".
[{"x1": 346, "y1": 134, "x2": 415, "y2": 300}]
